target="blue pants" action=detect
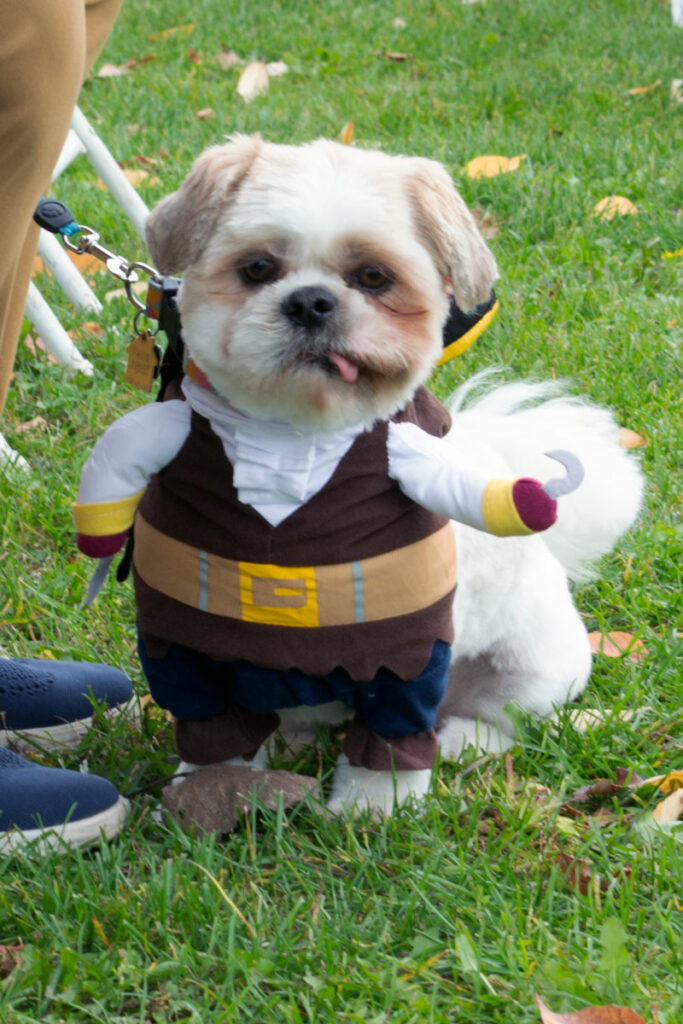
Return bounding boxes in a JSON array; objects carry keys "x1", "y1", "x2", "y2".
[{"x1": 138, "y1": 637, "x2": 450, "y2": 770}]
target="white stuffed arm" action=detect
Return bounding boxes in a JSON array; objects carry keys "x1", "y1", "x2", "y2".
[
  {"x1": 387, "y1": 421, "x2": 559, "y2": 536},
  {"x1": 74, "y1": 399, "x2": 191, "y2": 556}
]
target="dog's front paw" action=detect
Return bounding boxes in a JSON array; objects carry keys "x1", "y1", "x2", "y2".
[
  {"x1": 437, "y1": 716, "x2": 515, "y2": 761},
  {"x1": 326, "y1": 754, "x2": 432, "y2": 816}
]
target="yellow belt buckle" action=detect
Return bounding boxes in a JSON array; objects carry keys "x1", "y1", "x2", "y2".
[{"x1": 238, "y1": 561, "x2": 319, "y2": 627}]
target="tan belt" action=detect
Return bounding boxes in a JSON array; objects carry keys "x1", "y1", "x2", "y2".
[{"x1": 134, "y1": 514, "x2": 456, "y2": 629}]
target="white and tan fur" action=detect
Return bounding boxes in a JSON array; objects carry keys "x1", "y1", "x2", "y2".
[{"x1": 146, "y1": 135, "x2": 642, "y2": 814}]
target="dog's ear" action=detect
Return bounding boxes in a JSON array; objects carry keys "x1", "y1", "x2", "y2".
[
  {"x1": 404, "y1": 157, "x2": 498, "y2": 313},
  {"x1": 145, "y1": 135, "x2": 263, "y2": 274}
]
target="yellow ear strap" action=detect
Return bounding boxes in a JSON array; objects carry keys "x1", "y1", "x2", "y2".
[{"x1": 437, "y1": 298, "x2": 499, "y2": 367}]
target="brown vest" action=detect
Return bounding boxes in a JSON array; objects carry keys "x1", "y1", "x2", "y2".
[{"x1": 133, "y1": 386, "x2": 456, "y2": 681}]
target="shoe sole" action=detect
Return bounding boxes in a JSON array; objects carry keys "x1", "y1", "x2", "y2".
[
  {"x1": 0, "y1": 795, "x2": 130, "y2": 855},
  {"x1": 0, "y1": 698, "x2": 140, "y2": 755}
]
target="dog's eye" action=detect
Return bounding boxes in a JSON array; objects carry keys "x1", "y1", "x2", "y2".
[
  {"x1": 353, "y1": 265, "x2": 391, "y2": 292},
  {"x1": 239, "y1": 258, "x2": 279, "y2": 285}
]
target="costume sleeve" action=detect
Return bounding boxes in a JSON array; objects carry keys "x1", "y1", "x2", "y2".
[
  {"x1": 387, "y1": 421, "x2": 557, "y2": 536},
  {"x1": 73, "y1": 400, "x2": 192, "y2": 556}
]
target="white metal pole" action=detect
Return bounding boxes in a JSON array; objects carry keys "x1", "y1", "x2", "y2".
[
  {"x1": 24, "y1": 283, "x2": 94, "y2": 376},
  {"x1": 70, "y1": 106, "x2": 150, "y2": 238}
]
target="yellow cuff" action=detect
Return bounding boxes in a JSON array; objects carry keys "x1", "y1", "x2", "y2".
[
  {"x1": 72, "y1": 490, "x2": 145, "y2": 536},
  {"x1": 481, "y1": 479, "x2": 534, "y2": 537}
]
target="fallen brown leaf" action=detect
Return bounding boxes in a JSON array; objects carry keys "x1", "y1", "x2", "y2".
[
  {"x1": 466, "y1": 154, "x2": 527, "y2": 178},
  {"x1": 14, "y1": 416, "x2": 48, "y2": 435},
  {"x1": 472, "y1": 203, "x2": 502, "y2": 239},
  {"x1": 237, "y1": 61, "x2": 270, "y2": 101},
  {"x1": 535, "y1": 993, "x2": 646, "y2": 1023},
  {"x1": 0, "y1": 944, "x2": 23, "y2": 980},
  {"x1": 124, "y1": 55, "x2": 156, "y2": 70},
  {"x1": 266, "y1": 60, "x2": 289, "y2": 77},
  {"x1": 23, "y1": 335, "x2": 59, "y2": 365},
  {"x1": 570, "y1": 768, "x2": 643, "y2": 804},
  {"x1": 78, "y1": 321, "x2": 105, "y2": 338},
  {"x1": 588, "y1": 631, "x2": 648, "y2": 662},
  {"x1": 96, "y1": 62, "x2": 128, "y2": 78},
  {"x1": 217, "y1": 48, "x2": 244, "y2": 71},
  {"x1": 382, "y1": 51, "x2": 409, "y2": 61},
  {"x1": 651, "y1": 788, "x2": 683, "y2": 824},
  {"x1": 618, "y1": 427, "x2": 647, "y2": 449},
  {"x1": 65, "y1": 250, "x2": 106, "y2": 276},
  {"x1": 555, "y1": 851, "x2": 597, "y2": 896}
]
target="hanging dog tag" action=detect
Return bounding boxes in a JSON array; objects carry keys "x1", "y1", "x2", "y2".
[{"x1": 125, "y1": 331, "x2": 160, "y2": 392}]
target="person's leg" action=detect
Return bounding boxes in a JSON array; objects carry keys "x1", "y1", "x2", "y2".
[{"x1": 0, "y1": 0, "x2": 123, "y2": 424}]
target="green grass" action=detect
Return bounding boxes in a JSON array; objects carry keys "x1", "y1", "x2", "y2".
[{"x1": 1, "y1": 0, "x2": 682, "y2": 1020}]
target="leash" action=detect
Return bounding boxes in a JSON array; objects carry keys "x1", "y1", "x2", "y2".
[{"x1": 34, "y1": 196, "x2": 184, "y2": 398}]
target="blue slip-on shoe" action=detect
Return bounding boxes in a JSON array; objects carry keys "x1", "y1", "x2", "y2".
[
  {"x1": 0, "y1": 658, "x2": 134, "y2": 751},
  {"x1": 0, "y1": 748, "x2": 129, "y2": 853}
]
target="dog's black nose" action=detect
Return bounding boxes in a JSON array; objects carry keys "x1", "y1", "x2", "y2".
[{"x1": 282, "y1": 286, "x2": 338, "y2": 329}]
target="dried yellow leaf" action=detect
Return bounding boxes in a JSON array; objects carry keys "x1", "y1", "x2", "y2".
[
  {"x1": 96, "y1": 62, "x2": 128, "y2": 78},
  {"x1": 266, "y1": 60, "x2": 288, "y2": 77},
  {"x1": 565, "y1": 708, "x2": 637, "y2": 732},
  {"x1": 340, "y1": 120, "x2": 355, "y2": 145},
  {"x1": 592, "y1": 196, "x2": 638, "y2": 219},
  {"x1": 466, "y1": 154, "x2": 527, "y2": 178},
  {"x1": 627, "y1": 80, "x2": 661, "y2": 95},
  {"x1": 237, "y1": 61, "x2": 270, "y2": 101},
  {"x1": 618, "y1": 427, "x2": 646, "y2": 449},
  {"x1": 652, "y1": 788, "x2": 683, "y2": 823},
  {"x1": 149, "y1": 24, "x2": 195, "y2": 41},
  {"x1": 640, "y1": 770, "x2": 683, "y2": 794},
  {"x1": 588, "y1": 631, "x2": 648, "y2": 662}
]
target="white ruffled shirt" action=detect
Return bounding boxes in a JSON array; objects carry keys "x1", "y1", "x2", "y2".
[{"x1": 77, "y1": 376, "x2": 492, "y2": 531}]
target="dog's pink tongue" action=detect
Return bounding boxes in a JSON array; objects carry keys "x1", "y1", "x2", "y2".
[{"x1": 328, "y1": 352, "x2": 359, "y2": 383}]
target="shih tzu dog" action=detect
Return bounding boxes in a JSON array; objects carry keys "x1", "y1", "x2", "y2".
[{"x1": 74, "y1": 136, "x2": 643, "y2": 815}]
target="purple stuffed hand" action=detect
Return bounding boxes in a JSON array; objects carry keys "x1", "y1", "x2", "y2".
[
  {"x1": 512, "y1": 450, "x2": 585, "y2": 532},
  {"x1": 77, "y1": 530, "x2": 129, "y2": 558},
  {"x1": 512, "y1": 479, "x2": 558, "y2": 532}
]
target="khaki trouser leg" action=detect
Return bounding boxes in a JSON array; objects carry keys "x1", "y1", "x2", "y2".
[{"x1": 0, "y1": 0, "x2": 123, "y2": 416}]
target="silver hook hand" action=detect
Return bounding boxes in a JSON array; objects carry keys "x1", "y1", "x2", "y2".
[{"x1": 542, "y1": 449, "x2": 585, "y2": 499}]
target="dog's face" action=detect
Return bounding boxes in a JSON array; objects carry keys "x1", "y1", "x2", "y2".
[{"x1": 146, "y1": 135, "x2": 497, "y2": 430}]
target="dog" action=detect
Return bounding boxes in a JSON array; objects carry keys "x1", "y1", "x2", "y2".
[{"x1": 74, "y1": 135, "x2": 643, "y2": 815}]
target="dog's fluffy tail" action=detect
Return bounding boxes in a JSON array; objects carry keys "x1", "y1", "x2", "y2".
[{"x1": 445, "y1": 372, "x2": 644, "y2": 580}]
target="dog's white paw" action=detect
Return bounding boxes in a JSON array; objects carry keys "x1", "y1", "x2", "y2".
[
  {"x1": 171, "y1": 746, "x2": 268, "y2": 786},
  {"x1": 326, "y1": 754, "x2": 432, "y2": 816},
  {"x1": 438, "y1": 716, "x2": 515, "y2": 761}
]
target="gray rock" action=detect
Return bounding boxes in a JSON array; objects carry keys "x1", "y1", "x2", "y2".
[{"x1": 162, "y1": 765, "x2": 321, "y2": 833}]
